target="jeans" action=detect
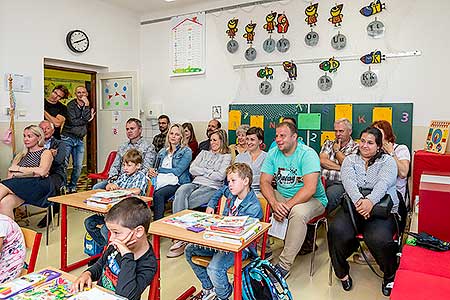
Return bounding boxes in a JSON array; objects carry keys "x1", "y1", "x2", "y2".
[
  {"x1": 84, "y1": 214, "x2": 109, "y2": 247},
  {"x1": 173, "y1": 183, "x2": 217, "y2": 213},
  {"x1": 153, "y1": 184, "x2": 179, "y2": 220},
  {"x1": 93, "y1": 180, "x2": 108, "y2": 190},
  {"x1": 61, "y1": 135, "x2": 85, "y2": 191},
  {"x1": 185, "y1": 244, "x2": 248, "y2": 299}
]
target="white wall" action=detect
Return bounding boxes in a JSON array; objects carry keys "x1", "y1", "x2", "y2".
[
  {"x1": 0, "y1": 0, "x2": 141, "y2": 176},
  {"x1": 140, "y1": 0, "x2": 450, "y2": 141}
]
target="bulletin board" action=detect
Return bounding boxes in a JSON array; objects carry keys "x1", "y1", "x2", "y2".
[{"x1": 229, "y1": 103, "x2": 413, "y2": 153}]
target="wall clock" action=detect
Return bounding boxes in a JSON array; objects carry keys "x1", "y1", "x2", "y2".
[{"x1": 66, "y1": 30, "x2": 89, "y2": 53}]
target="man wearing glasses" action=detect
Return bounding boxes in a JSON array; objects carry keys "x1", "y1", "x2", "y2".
[{"x1": 44, "y1": 85, "x2": 69, "y2": 139}]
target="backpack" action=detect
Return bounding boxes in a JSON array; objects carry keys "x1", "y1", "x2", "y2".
[{"x1": 242, "y1": 258, "x2": 293, "y2": 300}]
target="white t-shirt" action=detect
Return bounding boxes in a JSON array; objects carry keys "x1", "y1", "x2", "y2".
[
  {"x1": 394, "y1": 144, "x2": 411, "y2": 201},
  {"x1": 156, "y1": 153, "x2": 179, "y2": 190}
]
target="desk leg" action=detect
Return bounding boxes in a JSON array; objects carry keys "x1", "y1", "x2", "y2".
[
  {"x1": 233, "y1": 251, "x2": 242, "y2": 300},
  {"x1": 149, "y1": 235, "x2": 160, "y2": 300},
  {"x1": 60, "y1": 204, "x2": 68, "y2": 271}
]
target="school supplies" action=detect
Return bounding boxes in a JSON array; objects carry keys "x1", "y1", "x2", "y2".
[
  {"x1": 209, "y1": 217, "x2": 258, "y2": 234},
  {"x1": 10, "y1": 277, "x2": 73, "y2": 300},
  {"x1": 68, "y1": 287, "x2": 127, "y2": 300},
  {"x1": 162, "y1": 212, "x2": 221, "y2": 229},
  {"x1": 204, "y1": 222, "x2": 262, "y2": 245},
  {"x1": 85, "y1": 190, "x2": 133, "y2": 209},
  {"x1": 0, "y1": 269, "x2": 61, "y2": 299}
]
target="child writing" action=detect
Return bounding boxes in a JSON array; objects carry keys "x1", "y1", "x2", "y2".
[
  {"x1": 72, "y1": 197, "x2": 157, "y2": 300},
  {"x1": 0, "y1": 213, "x2": 26, "y2": 283},
  {"x1": 84, "y1": 148, "x2": 148, "y2": 248},
  {"x1": 185, "y1": 163, "x2": 262, "y2": 300}
]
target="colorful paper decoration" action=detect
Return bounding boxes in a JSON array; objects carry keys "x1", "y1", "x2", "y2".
[
  {"x1": 282, "y1": 61, "x2": 297, "y2": 80},
  {"x1": 367, "y1": 18, "x2": 385, "y2": 38},
  {"x1": 321, "y1": 131, "x2": 336, "y2": 146},
  {"x1": 361, "y1": 68, "x2": 378, "y2": 87},
  {"x1": 263, "y1": 12, "x2": 277, "y2": 33},
  {"x1": 263, "y1": 37, "x2": 276, "y2": 53},
  {"x1": 372, "y1": 107, "x2": 392, "y2": 124},
  {"x1": 280, "y1": 81, "x2": 295, "y2": 95},
  {"x1": 425, "y1": 120, "x2": 450, "y2": 154},
  {"x1": 328, "y1": 4, "x2": 344, "y2": 27},
  {"x1": 277, "y1": 13, "x2": 290, "y2": 34},
  {"x1": 298, "y1": 113, "x2": 321, "y2": 130},
  {"x1": 305, "y1": 29, "x2": 319, "y2": 47},
  {"x1": 319, "y1": 57, "x2": 340, "y2": 73},
  {"x1": 243, "y1": 21, "x2": 257, "y2": 61},
  {"x1": 335, "y1": 104, "x2": 353, "y2": 121},
  {"x1": 318, "y1": 74, "x2": 333, "y2": 91},
  {"x1": 257, "y1": 67, "x2": 274, "y2": 80},
  {"x1": 360, "y1": 0, "x2": 386, "y2": 17},
  {"x1": 331, "y1": 32, "x2": 347, "y2": 50},
  {"x1": 228, "y1": 110, "x2": 242, "y2": 130},
  {"x1": 305, "y1": 3, "x2": 319, "y2": 27},
  {"x1": 250, "y1": 115, "x2": 265, "y2": 128},
  {"x1": 226, "y1": 18, "x2": 239, "y2": 53},
  {"x1": 360, "y1": 50, "x2": 385, "y2": 64}
]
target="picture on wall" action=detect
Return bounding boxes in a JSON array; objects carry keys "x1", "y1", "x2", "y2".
[{"x1": 100, "y1": 78, "x2": 133, "y2": 111}]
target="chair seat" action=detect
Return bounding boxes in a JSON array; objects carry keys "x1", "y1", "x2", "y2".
[
  {"x1": 191, "y1": 256, "x2": 252, "y2": 274},
  {"x1": 87, "y1": 173, "x2": 108, "y2": 180},
  {"x1": 308, "y1": 212, "x2": 327, "y2": 224}
]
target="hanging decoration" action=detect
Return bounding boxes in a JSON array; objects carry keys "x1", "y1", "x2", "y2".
[
  {"x1": 331, "y1": 32, "x2": 347, "y2": 50},
  {"x1": 319, "y1": 57, "x2": 340, "y2": 73},
  {"x1": 318, "y1": 74, "x2": 333, "y2": 91},
  {"x1": 276, "y1": 13, "x2": 290, "y2": 53},
  {"x1": 360, "y1": 50, "x2": 385, "y2": 64},
  {"x1": 6, "y1": 75, "x2": 16, "y2": 157},
  {"x1": 305, "y1": 3, "x2": 319, "y2": 27},
  {"x1": 243, "y1": 21, "x2": 257, "y2": 61},
  {"x1": 305, "y1": 29, "x2": 319, "y2": 47},
  {"x1": 360, "y1": 0, "x2": 386, "y2": 17},
  {"x1": 257, "y1": 66, "x2": 274, "y2": 95},
  {"x1": 361, "y1": 67, "x2": 378, "y2": 87},
  {"x1": 262, "y1": 12, "x2": 277, "y2": 53},
  {"x1": 328, "y1": 4, "x2": 344, "y2": 27},
  {"x1": 226, "y1": 18, "x2": 239, "y2": 53},
  {"x1": 281, "y1": 61, "x2": 297, "y2": 95},
  {"x1": 367, "y1": 17, "x2": 385, "y2": 38}
]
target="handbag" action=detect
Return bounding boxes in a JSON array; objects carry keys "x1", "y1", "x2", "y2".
[{"x1": 342, "y1": 188, "x2": 393, "y2": 219}]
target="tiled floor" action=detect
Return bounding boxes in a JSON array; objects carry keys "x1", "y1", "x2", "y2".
[{"x1": 25, "y1": 207, "x2": 391, "y2": 300}]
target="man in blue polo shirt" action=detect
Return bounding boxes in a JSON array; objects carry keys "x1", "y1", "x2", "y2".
[{"x1": 261, "y1": 121, "x2": 328, "y2": 278}]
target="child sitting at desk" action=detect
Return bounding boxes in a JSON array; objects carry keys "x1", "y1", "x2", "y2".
[
  {"x1": 84, "y1": 149, "x2": 148, "y2": 248},
  {"x1": 0, "y1": 213, "x2": 26, "y2": 283},
  {"x1": 72, "y1": 197, "x2": 157, "y2": 300},
  {"x1": 185, "y1": 163, "x2": 262, "y2": 300}
]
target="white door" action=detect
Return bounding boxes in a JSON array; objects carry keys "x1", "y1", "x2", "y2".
[{"x1": 96, "y1": 71, "x2": 139, "y2": 170}]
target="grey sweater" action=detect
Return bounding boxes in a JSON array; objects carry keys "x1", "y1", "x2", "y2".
[{"x1": 190, "y1": 150, "x2": 231, "y2": 189}]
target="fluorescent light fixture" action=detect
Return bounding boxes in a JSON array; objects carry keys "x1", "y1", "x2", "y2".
[{"x1": 165, "y1": 0, "x2": 176, "y2": 2}]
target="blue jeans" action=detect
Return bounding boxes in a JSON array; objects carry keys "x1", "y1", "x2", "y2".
[
  {"x1": 153, "y1": 184, "x2": 179, "y2": 220},
  {"x1": 84, "y1": 214, "x2": 109, "y2": 247},
  {"x1": 185, "y1": 244, "x2": 249, "y2": 299},
  {"x1": 92, "y1": 180, "x2": 108, "y2": 190},
  {"x1": 61, "y1": 135, "x2": 85, "y2": 191}
]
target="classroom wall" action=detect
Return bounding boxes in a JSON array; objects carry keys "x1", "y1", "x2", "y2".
[
  {"x1": 139, "y1": 0, "x2": 450, "y2": 147},
  {"x1": 0, "y1": 0, "x2": 141, "y2": 177}
]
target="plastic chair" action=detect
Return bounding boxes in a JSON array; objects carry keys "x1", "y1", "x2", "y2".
[
  {"x1": 21, "y1": 227, "x2": 42, "y2": 274},
  {"x1": 86, "y1": 151, "x2": 117, "y2": 189}
]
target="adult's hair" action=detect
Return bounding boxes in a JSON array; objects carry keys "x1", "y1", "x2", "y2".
[
  {"x1": 212, "y1": 119, "x2": 222, "y2": 129},
  {"x1": 246, "y1": 126, "x2": 264, "y2": 141},
  {"x1": 15, "y1": 124, "x2": 45, "y2": 163},
  {"x1": 126, "y1": 118, "x2": 142, "y2": 129},
  {"x1": 236, "y1": 124, "x2": 250, "y2": 136},
  {"x1": 39, "y1": 120, "x2": 54, "y2": 129},
  {"x1": 372, "y1": 120, "x2": 396, "y2": 143},
  {"x1": 158, "y1": 114, "x2": 170, "y2": 123},
  {"x1": 359, "y1": 127, "x2": 385, "y2": 166},
  {"x1": 226, "y1": 162, "x2": 253, "y2": 187},
  {"x1": 122, "y1": 149, "x2": 143, "y2": 165},
  {"x1": 276, "y1": 121, "x2": 298, "y2": 136},
  {"x1": 335, "y1": 118, "x2": 352, "y2": 131},
  {"x1": 182, "y1": 122, "x2": 197, "y2": 143},
  {"x1": 282, "y1": 117, "x2": 297, "y2": 126},
  {"x1": 53, "y1": 85, "x2": 69, "y2": 99},
  {"x1": 210, "y1": 129, "x2": 230, "y2": 154},
  {"x1": 105, "y1": 197, "x2": 151, "y2": 232},
  {"x1": 165, "y1": 123, "x2": 185, "y2": 152}
]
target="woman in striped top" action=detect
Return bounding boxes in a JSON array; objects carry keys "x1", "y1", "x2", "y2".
[{"x1": 0, "y1": 125, "x2": 54, "y2": 219}]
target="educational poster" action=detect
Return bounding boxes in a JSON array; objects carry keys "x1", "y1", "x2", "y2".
[
  {"x1": 170, "y1": 12, "x2": 206, "y2": 76},
  {"x1": 228, "y1": 110, "x2": 241, "y2": 130},
  {"x1": 425, "y1": 120, "x2": 450, "y2": 154},
  {"x1": 101, "y1": 78, "x2": 133, "y2": 110}
]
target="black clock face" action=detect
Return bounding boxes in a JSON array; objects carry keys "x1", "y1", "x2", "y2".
[{"x1": 67, "y1": 30, "x2": 89, "y2": 53}]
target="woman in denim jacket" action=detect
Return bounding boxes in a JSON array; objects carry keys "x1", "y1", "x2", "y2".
[{"x1": 148, "y1": 124, "x2": 192, "y2": 220}]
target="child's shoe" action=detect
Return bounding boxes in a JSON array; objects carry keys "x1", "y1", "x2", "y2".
[{"x1": 201, "y1": 288, "x2": 216, "y2": 300}]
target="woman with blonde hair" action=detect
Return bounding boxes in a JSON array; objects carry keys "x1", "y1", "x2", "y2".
[
  {"x1": 229, "y1": 124, "x2": 249, "y2": 161},
  {"x1": 148, "y1": 124, "x2": 192, "y2": 220},
  {"x1": 0, "y1": 125, "x2": 54, "y2": 219}
]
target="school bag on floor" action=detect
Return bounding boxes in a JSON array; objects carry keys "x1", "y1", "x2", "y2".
[{"x1": 242, "y1": 258, "x2": 293, "y2": 300}]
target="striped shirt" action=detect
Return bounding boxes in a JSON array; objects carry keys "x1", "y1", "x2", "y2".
[
  {"x1": 18, "y1": 149, "x2": 45, "y2": 167},
  {"x1": 320, "y1": 139, "x2": 358, "y2": 181}
]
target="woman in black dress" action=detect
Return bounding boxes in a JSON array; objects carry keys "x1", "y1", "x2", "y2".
[{"x1": 0, "y1": 125, "x2": 54, "y2": 219}]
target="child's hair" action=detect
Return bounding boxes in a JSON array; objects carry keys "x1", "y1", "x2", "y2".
[
  {"x1": 122, "y1": 149, "x2": 143, "y2": 165},
  {"x1": 226, "y1": 163, "x2": 253, "y2": 187},
  {"x1": 105, "y1": 197, "x2": 151, "y2": 232}
]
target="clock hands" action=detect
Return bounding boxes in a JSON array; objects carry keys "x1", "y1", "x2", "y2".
[{"x1": 73, "y1": 38, "x2": 87, "y2": 44}]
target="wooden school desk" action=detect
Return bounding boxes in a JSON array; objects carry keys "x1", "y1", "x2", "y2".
[
  {"x1": 148, "y1": 210, "x2": 271, "y2": 300},
  {"x1": 48, "y1": 190, "x2": 152, "y2": 272}
]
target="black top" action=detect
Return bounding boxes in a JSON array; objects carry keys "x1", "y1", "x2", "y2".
[
  {"x1": 198, "y1": 139, "x2": 210, "y2": 152},
  {"x1": 61, "y1": 99, "x2": 91, "y2": 139},
  {"x1": 87, "y1": 243, "x2": 157, "y2": 300},
  {"x1": 47, "y1": 137, "x2": 68, "y2": 189},
  {"x1": 44, "y1": 100, "x2": 67, "y2": 139}
]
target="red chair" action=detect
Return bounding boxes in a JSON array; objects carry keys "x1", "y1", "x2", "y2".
[
  {"x1": 86, "y1": 151, "x2": 117, "y2": 189},
  {"x1": 21, "y1": 227, "x2": 42, "y2": 274}
]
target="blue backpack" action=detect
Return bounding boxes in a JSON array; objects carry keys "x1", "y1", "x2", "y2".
[{"x1": 242, "y1": 258, "x2": 293, "y2": 300}]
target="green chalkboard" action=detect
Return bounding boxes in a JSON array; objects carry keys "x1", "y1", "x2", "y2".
[{"x1": 229, "y1": 103, "x2": 413, "y2": 154}]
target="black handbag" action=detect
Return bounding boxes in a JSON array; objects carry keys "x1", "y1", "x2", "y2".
[{"x1": 342, "y1": 188, "x2": 393, "y2": 219}]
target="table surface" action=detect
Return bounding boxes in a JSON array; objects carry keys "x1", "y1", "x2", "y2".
[{"x1": 149, "y1": 210, "x2": 271, "y2": 252}]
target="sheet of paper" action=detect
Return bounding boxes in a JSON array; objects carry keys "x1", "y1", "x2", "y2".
[
  {"x1": 335, "y1": 104, "x2": 352, "y2": 122},
  {"x1": 298, "y1": 113, "x2": 321, "y2": 130},
  {"x1": 372, "y1": 107, "x2": 392, "y2": 124},
  {"x1": 250, "y1": 115, "x2": 264, "y2": 129},
  {"x1": 321, "y1": 131, "x2": 336, "y2": 146},
  {"x1": 268, "y1": 215, "x2": 288, "y2": 240},
  {"x1": 228, "y1": 110, "x2": 241, "y2": 130}
]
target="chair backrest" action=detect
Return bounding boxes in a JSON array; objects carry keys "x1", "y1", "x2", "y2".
[
  {"x1": 20, "y1": 227, "x2": 42, "y2": 273},
  {"x1": 100, "y1": 151, "x2": 118, "y2": 176}
]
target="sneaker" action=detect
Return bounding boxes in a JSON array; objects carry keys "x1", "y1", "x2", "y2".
[
  {"x1": 382, "y1": 280, "x2": 394, "y2": 296},
  {"x1": 169, "y1": 240, "x2": 185, "y2": 251},
  {"x1": 167, "y1": 241, "x2": 187, "y2": 258},
  {"x1": 273, "y1": 263, "x2": 290, "y2": 280},
  {"x1": 201, "y1": 288, "x2": 216, "y2": 300}
]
